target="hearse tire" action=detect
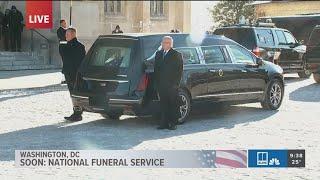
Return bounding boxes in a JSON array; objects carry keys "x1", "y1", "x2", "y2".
[
  {"x1": 101, "y1": 112, "x2": 122, "y2": 120},
  {"x1": 261, "y1": 79, "x2": 284, "y2": 110},
  {"x1": 298, "y1": 70, "x2": 312, "y2": 78},
  {"x1": 177, "y1": 89, "x2": 191, "y2": 125},
  {"x1": 313, "y1": 73, "x2": 320, "y2": 83}
]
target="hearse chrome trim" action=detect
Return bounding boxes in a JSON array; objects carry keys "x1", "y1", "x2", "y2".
[
  {"x1": 195, "y1": 91, "x2": 264, "y2": 99},
  {"x1": 71, "y1": 94, "x2": 89, "y2": 99},
  {"x1": 109, "y1": 99, "x2": 141, "y2": 103},
  {"x1": 100, "y1": 37, "x2": 139, "y2": 40},
  {"x1": 83, "y1": 77, "x2": 129, "y2": 83},
  {"x1": 92, "y1": 107, "x2": 105, "y2": 111}
]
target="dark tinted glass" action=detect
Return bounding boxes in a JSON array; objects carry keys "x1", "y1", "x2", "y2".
[
  {"x1": 176, "y1": 48, "x2": 200, "y2": 65},
  {"x1": 255, "y1": 29, "x2": 275, "y2": 46},
  {"x1": 214, "y1": 28, "x2": 255, "y2": 49},
  {"x1": 229, "y1": 45, "x2": 255, "y2": 64},
  {"x1": 201, "y1": 46, "x2": 225, "y2": 64},
  {"x1": 284, "y1": 31, "x2": 296, "y2": 44},
  {"x1": 89, "y1": 40, "x2": 135, "y2": 75},
  {"x1": 275, "y1": 30, "x2": 287, "y2": 44}
]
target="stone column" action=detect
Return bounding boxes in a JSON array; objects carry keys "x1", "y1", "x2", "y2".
[{"x1": 141, "y1": 1, "x2": 151, "y2": 32}]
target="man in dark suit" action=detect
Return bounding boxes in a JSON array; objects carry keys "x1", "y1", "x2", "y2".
[
  {"x1": 57, "y1": 19, "x2": 67, "y2": 84},
  {"x1": 8, "y1": 6, "x2": 23, "y2": 52},
  {"x1": 63, "y1": 27, "x2": 86, "y2": 121},
  {"x1": 154, "y1": 36, "x2": 183, "y2": 130},
  {"x1": 57, "y1": 19, "x2": 67, "y2": 59}
]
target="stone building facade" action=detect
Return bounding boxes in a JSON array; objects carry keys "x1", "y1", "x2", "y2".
[
  {"x1": 0, "y1": 1, "x2": 191, "y2": 69},
  {"x1": 253, "y1": 1, "x2": 320, "y2": 18}
]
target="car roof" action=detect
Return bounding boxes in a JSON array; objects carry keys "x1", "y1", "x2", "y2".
[
  {"x1": 97, "y1": 33, "x2": 239, "y2": 46},
  {"x1": 215, "y1": 26, "x2": 287, "y2": 31}
]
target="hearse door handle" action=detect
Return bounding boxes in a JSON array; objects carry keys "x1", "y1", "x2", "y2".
[{"x1": 209, "y1": 69, "x2": 217, "y2": 73}]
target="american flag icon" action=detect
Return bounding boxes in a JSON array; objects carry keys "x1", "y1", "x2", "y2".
[{"x1": 215, "y1": 150, "x2": 247, "y2": 168}]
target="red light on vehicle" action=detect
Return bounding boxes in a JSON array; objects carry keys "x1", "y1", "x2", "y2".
[
  {"x1": 252, "y1": 46, "x2": 261, "y2": 57},
  {"x1": 309, "y1": 64, "x2": 319, "y2": 70},
  {"x1": 137, "y1": 74, "x2": 149, "y2": 91}
]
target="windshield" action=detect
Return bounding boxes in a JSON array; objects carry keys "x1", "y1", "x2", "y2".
[{"x1": 89, "y1": 39, "x2": 135, "y2": 75}]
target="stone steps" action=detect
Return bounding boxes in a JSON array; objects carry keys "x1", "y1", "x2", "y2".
[{"x1": 0, "y1": 51, "x2": 59, "y2": 70}]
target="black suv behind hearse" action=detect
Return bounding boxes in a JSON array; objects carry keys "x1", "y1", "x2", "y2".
[
  {"x1": 214, "y1": 25, "x2": 311, "y2": 78},
  {"x1": 72, "y1": 33, "x2": 284, "y2": 123},
  {"x1": 306, "y1": 25, "x2": 320, "y2": 83}
]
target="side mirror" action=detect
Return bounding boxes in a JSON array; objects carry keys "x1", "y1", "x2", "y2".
[
  {"x1": 298, "y1": 40, "x2": 304, "y2": 45},
  {"x1": 256, "y1": 57, "x2": 263, "y2": 66}
]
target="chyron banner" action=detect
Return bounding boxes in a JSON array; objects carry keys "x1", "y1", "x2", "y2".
[{"x1": 25, "y1": 0, "x2": 52, "y2": 29}]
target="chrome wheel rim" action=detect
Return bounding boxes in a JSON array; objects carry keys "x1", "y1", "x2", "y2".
[
  {"x1": 179, "y1": 94, "x2": 189, "y2": 122},
  {"x1": 270, "y1": 83, "x2": 282, "y2": 107},
  {"x1": 305, "y1": 70, "x2": 311, "y2": 76}
]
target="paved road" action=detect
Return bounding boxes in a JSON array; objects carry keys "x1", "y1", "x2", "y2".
[{"x1": 0, "y1": 73, "x2": 319, "y2": 179}]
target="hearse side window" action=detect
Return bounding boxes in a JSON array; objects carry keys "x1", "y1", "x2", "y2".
[
  {"x1": 255, "y1": 29, "x2": 275, "y2": 46},
  {"x1": 175, "y1": 48, "x2": 200, "y2": 65},
  {"x1": 275, "y1": 30, "x2": 287, "y2": 44},
  {"x1": 90, "y1": 45, "x2": 132, "y2": 75},
  {"x1": 229, "y1": 45, "x2": 255, "y2": 64},
  {"x1": 283, "y1": 31, "x2": 296, "y2": 44},
  {"x1": 201, "y1": 46, "x2": 226, "y2": 64}
]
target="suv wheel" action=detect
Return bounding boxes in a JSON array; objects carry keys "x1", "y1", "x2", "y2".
[
  {"x1": 177, "y1": 90, "x2": 191, "y2": 124},
  {"x1": 101, "y1": 112, "x2": 122, "y2": 120},
  {"x1": 261, "y1": 79, "x2": 284, "y2": 110},
  {"x1": 313, "y1": 73, "x2": 320, "y2": 83},
  {"x1": 298, "y1": 69, "x2": 312, "y2": 78}
]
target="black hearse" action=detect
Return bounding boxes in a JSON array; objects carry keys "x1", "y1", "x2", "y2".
[{"x1": 72, "y1": 33, "x2": 284, "y2": 123}]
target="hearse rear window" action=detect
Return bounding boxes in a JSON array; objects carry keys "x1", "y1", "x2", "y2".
[{"x1": 89, "y1": 39, "x2": 135, "y2": 75}]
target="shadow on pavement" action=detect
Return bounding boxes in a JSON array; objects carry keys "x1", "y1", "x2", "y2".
[
  {"x1": 0, "y1": 69, "x2": 60, "y2": 79},
  {"x1": 0, "y1": 84, "x2": 67, "y2": 102},
  {"x1": 289, "y1": 83, "x2": 320, "y2": 102},
  {"x1": 284, "y1": 76, "x2": 307, "y2": 84},
  {"x1": 0, "y1": 105, "x2": 278, "y2": 161}
]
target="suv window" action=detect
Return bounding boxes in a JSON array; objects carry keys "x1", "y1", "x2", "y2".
[
  {"x1": 308, "y1": 28, "x2": 320, "y2": 46},
  {"x1": 229, "y1": 45, "x2": 255, "y2": 64},
  {"x1": 255, "y1": 29, "x2": 275, "y2": 46},
  {"x1": 284, "y1": 31, "x2": 296, "y2": 44},
  {"x1": 275, "y1": 30, "x2": 287, "y2": 44},
  {"x1": 214, "y1": 28, "x2": 255, "y2": 50},
  {"x1": 201, "y1": 46, "x2": 226, "y2": 64},
  {"x1": 176, "y1": 48, "x2": 200, "y2": 65}
]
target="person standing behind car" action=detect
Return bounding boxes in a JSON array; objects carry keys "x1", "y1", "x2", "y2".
[
  {"x1": 154, "y1": 36, "x2": 183, "y2": 130},
  {"x1": 57, "y1": 19, "x2": 67, "y2": 84},
  {"x1": 63, "y1": 28, "x2": 86, "y2": 122},
  {"x1": 1, "y1": 9, "x2": 10, "y2": 51},
  {"x1": 112, "y1": 25, "x2": 123, "y2": 34},
  {"x1": 8, "y1": 6, "x2": 23, "y2": 52},
  {"x1": 57, "y1": 19, "x2": 67, "y2": 59}
]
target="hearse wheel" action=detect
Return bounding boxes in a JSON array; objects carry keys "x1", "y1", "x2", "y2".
[
  {"x1": 298, "y1": 69, "x2": 312, "y2": 78},
  {"x1": 177, "y1": 89, "x2": 191, "y2": 124},
  {"x1": 101, "y1": 111, "x2": 122, "y2": 120},
  {"x1": 313, "y1": 73, "x2": 320, "y2": 83},
  {"x1": 261, "y1": 79, "x2": 284, "y2": 110}
]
